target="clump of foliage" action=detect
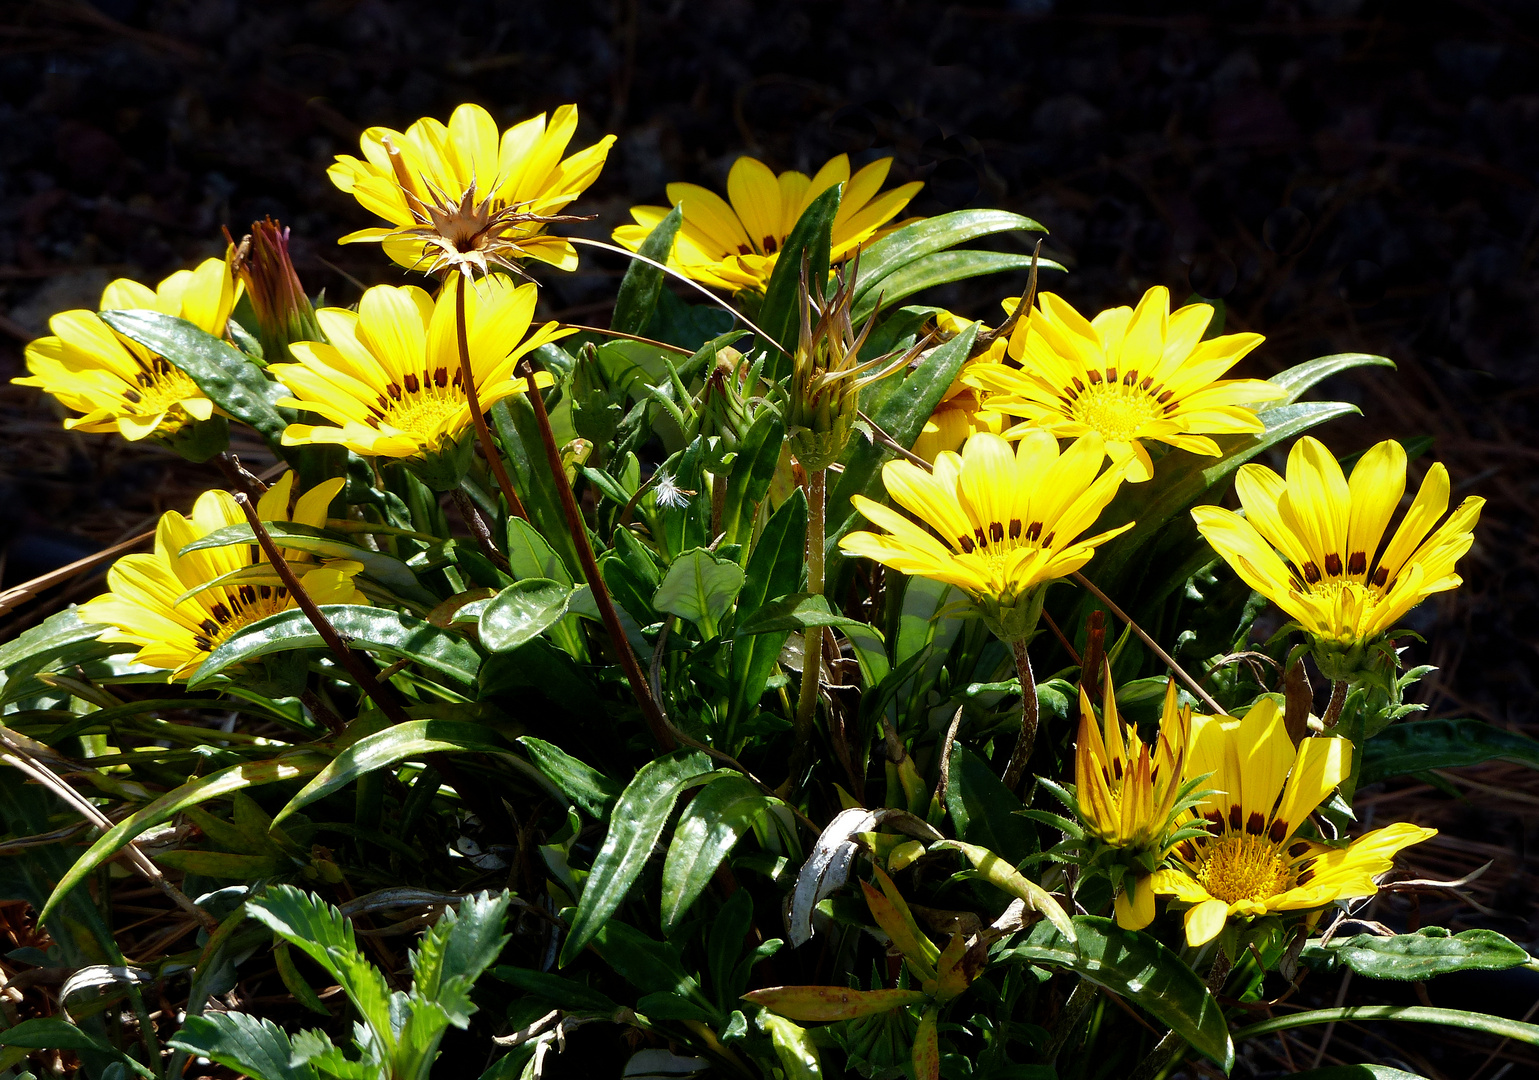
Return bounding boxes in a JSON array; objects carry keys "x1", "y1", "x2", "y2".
[{"x1": 0, "y1": 100, "x2": 1531, "y2": 1080}]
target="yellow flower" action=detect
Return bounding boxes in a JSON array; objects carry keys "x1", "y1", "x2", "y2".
[
  {"x1": 838, "y1": 429, "x2": 1131, "y2": 640},
  {"x1": 15, "y1": 258, "x2": 239, "y2": 440},
  {"x1": 269, "y1": 275, "x2": 568, "y2": 460},
  {"x1": 328, "y1": 103, "x2": 614, "y2": 276},
  {"x1": 913, "y1": 309, "x2": 1010, "y2": 462},
  {"x1": 612, "y1": 153, "x2": 922, "y2": 294},
  {"x1": 1076, "y1": 678, "x2": 1197, "y2": 931},
  {"x1": 1150, "y1": 699, "x2": 1434, "y2": 947},
  {"x1": 77, "y1": 474, "x2": 365, "y2": 681},
  {"x1": 966, "y1": 286, "x2": 1284, "y2": 482},
  {"x1": 1191, "y1": 437, "x2": 1484, "y2": 673}
]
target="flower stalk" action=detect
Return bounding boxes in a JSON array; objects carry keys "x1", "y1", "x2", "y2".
[
  {"x1": 1002, "y1": 639, "x2": 1039, "y2": 789},
  {"x1": 455, "y1": 278, "x2": 527, "y2": 522},
  {"x1": 789, "y1": 467, "x2": 826, "y2": 783}
]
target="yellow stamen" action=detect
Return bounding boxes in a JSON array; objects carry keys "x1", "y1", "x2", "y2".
[{"x1": 1194, "y1": 834, "x2": 1293, "y2": 904}]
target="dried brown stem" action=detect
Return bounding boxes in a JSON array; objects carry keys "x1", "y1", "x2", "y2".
[
  {"x1": 1002, "y1": 639, "x2": 1039, "y2": 790},
  {"x1": 521, "y1": 368, "x2": 676, "y2": 752},
  {"x1": 452, "y1": 487, "x2": 511, "y2": 573},
  {"x1": 1321, "y1": 678, "x2": 1349, "y2": 729}
]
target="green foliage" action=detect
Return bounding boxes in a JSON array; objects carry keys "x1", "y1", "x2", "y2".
[{"x1": 1302, "y1": 927, "x2": 1533, "y2": 980}]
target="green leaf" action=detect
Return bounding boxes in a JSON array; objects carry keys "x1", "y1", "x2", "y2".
[
  {"x1": 490, "y1": 395, "x2": 587, "y2": 581},
  {"x1": 168, "y1": 1013, "x2": 318, "y2": 1080},
  {"x1": 1359, "y1": 718, "x2": 1539, "y2": 785},
  {"x1": 757, "y1": 1012, "x2": 825, "y2": 1080},
  {"x1": 478, "y1": 578, "x2": 574, "y2": 652},
  {"x1": 0, "y1": 1017, "x2": 157, "y2": 1079},
  {"x1": 246, "y1": 885, "x2": 397, "y2": 1053},
  {"x1": 587, "y1": 919, "x2": 713, "y2": 1012},
  {"x1": 759, "y1": 184, "x2": 842, "y2": 377},
  {"x1": 826, "y1": 323, "x2": 977, "y2": 581},
  {"x1": 1002, "y1": 915, "x2": 1233, "y2": 1070},
  {"x1": 275, "y1": 721, "x2": 511, "y2": 825},
  {"x1": 180, "y1": 521, "x2": 435, "y2": 604},
  {"x1": 560, "y1": 749, "x2": 713, "y2": 966},
  {"x1": 660, "y1": 774, "x2": 775, "y2": 933},
  {"x1": 734, "y1": 592, "x2": 865, "y2": 636},
  {"x1": 852, "y1": 250, "x2": 1065, "y2": 323},
  {"x1": 0, "y1": 607, "x2": 109, "y2": 671},
  {"x1": 100, "y1": 309, "x2": 290, "y2": 446},
  {"x1": 1302, "y1": 927, "x2": 1532, "y2": 981},
  {"x1": 189, "y1": 605, "x2": 483, "y2": 691},
  {"x1": 1264, "y1": 352, "x2": 1395, "y2": 407},
  {"x1": 517, "y1": 736, "x2": 622, "y2": 817},
  {"x1": 653, "y1": 548, "x2": 746, "y2": 639},
  {"x1": 1276, "y1": 1070, "x2": 1427, "y2": 1080},
  {"x1": 726, "y1": 489, "x2": 807, "y2": 729},
  {"x1": 409, "y1": 890, "x2": 513, "y2": 1025},
  {"x1": 720, "y1": 411, "x2": 786, "y2": 549},
  {"x1": 41, "y1": 754, "x2": 326, "y2": 922},
  {"x1": 1231, "y1": 1005, "x2": 1539, "y2": 1048},
  {"x1": 945, "y1": 744, "x2": 1038, "y2": 867},
  {"x1": 612, "y1": 203, "x2": 685, "y2": 335},
  {"x1": 851, "y1": 210, "x2": 1046, "y2": 305},
  {"x1": 491, "y1": 966, "x2": 619, "y2": 1013},
  {"x1": 504, "y1": 517, "x2": 574, "y2": 586}
]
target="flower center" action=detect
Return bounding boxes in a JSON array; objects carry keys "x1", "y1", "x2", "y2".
[
  {"x1": 1195, "y1": 834, "x2": 1293, "y2": 904},
  {"x1": 124, "y1": 355, "x2": 201, "y2": 431},
  {"x1": 362, "y1": 366, "x2": 469, "y2": 449},
  {"x1": 1068, "y1": 378, "x2": 1164, "y2": 442},
  {"x1": 189, "y1": 582, "x2": 293, "y2": 654}
]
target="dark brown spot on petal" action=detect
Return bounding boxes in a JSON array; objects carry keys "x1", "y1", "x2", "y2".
[
  {"x1": 1303, "y1": 561, "x2": 1322, "y2": 585},
  {"x1": 1140, "y1": 376, "x2": 1154, "y2": 391},
  {"x1": 1348, "y1": 551, "x2": 1367, "y2": 576},
  {"x1": 200, "y1": 619, "x2": 219, "y2": 636},
  {"x1": 387, "y1": 382, "x2": 403, "y2": 401},
  {"x1": 1087, "y1": 369, "x2": 1103, "y2": 385},
  {"x1": 136, "y1": 372, "x2": 154, "y2": 388},
  {"x1": 403, "y1": 373, "x2": 419, "y2": 393},
  {"x1": 123, "y1": 389, "x2": 143, "y2": 403},
  {"x1": 957, "y1": 534, "x2": 975, "y2": 553},
  {"x1": 1269, "y1": 818, "x2": 1289, "y2": 843},
  {"x1": 1041, "y1": 531, "x2": 1055, "y2": 547},
  {"x1": 974, "y1": 526, "x2": 987, "y2": 549},
  {"x1": 1324, "y1": 553, "x2": 1344, "y2": 577},
  {"x1": 1288, "y1": 841, "x2": 1311, "y2": 858},
  {"x1": 193, "y1": 635, "x2": 212, "y2": 651},
  {"x1": 989, "y1": 521, "x2": 1004, "y2": 543},
  {"x1": 1106, "y1": 367, "x2": 1117, "y2": 383},
  {"x1": 762, "y1": 235, "x2": 778, "y2": 254},
  {"x1": 1295, "y1": 869, "x2": 1315, "y2": 886},
  {"x1": 1072, "y1": 376, "x2": 1086, "y2": 393},
  {"x1": 258, "y1": 585, "x2": 272, "y2": 600},
  {"x1": 1177, "y1": 840, "x2": 1197, "y2": 861},
  {"x1": 1112, "y1": 758, "x2": 1123, "y2": 780},
  {"x1": 434, "y1": 367, "x2": 449, "y2": 387},
  {"x1": 1123, "y1": 369, "x2": 1138, "y2": 386},
  {"x1": 1228, "y1": 804, "x2": 1243, "y2": 831},
  {"x1": 1372, "y1": 566, "x2": 1389, "y2": 588},
  {"x1": 211, "y1": 603, "x2": 232, "y2": 624},
  {"x1": 1246, "y1": 811, "x2": 1267, "y2": 835},
  {"x1": 737, "y1": 243, "x2": 753, "y2": 255},
  {"x1": 1009, "y1": 518, "x2": 1023, "y2": 539},
  {"x1": 366, "y1": 417, "x2": 381, "y2": 429},
  {"x1": 1026, "y1": 521, "x2": 1043, "y2": 541},
  {"x1": 377, "y1": 395, "x2": 390, "y2": 411},
  {"x1": 1157, "y1": 390, "x2": 1174, "y2": 405}
]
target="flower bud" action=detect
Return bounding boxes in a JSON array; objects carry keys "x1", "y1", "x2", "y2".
[
  {"x1": 570, "y1": 342, "x2": 626, "y2": 445},
  {"x1": 229, "y1": 218, "x2": 324, "y2": 363}
]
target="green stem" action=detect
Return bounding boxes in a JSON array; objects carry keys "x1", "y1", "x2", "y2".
[
  {"x1": 1002, "y1": 639, "x2": 1038, "y2": 790},
  {"x1": 789, "y1": 468, "x2": 826, "y2": 784}
]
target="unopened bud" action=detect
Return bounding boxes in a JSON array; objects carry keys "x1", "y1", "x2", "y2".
[{"x1": 229, "y1": 217, "x2": 324, "y2": 362}]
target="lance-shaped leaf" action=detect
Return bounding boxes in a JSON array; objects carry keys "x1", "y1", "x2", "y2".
[
  {"x1": 1231, "y1": 1005, "x2": 1539, "y2": 1048},
  {"x1": 1277, "y1": 1069, "x2": 1427, "y2": 1080},
  {"x1": 1265, "y1": 352, "x2": 1395, "y2": 406},
  {"x1": 1003, "y1": 915, "x2": 1233, "y2": 1070},
  {"x1": 41, "y1": 753, "x2": 326, "y2": 922},
  {"x1": 757, "y1": 1012, "x2": 825, "y2": 1080},
  {"x1": 852, "y1": 210, "x2": 1046, "y2": 305},
  {"x1": 102, "y1": 309, "x2": 290, "y2": 445},
  {"x1": 932, "y1": 840, "x2": 1074, "y2": 941},
  {"x1": 478, "y1": 578, "x2": 574, "y2": 652},
  {"x1": 852, "y1": 250, "x2": 1065, "y2": 323},
  {"x1": 518, "y1": 736, "x2": 621, "y2": 817},
  {"x1": 661, "y1": 773, "x2": 776, "y2": 933},
  {"x1": 561, "y1": 750, "x2": 714, "y2": 965},
  {"x1": 946, "y1": 744, "x2": 1038, "y2": 867},
  {"x1": 735, "y1": 593, "x2": 866, "y2": 636},
  {"x1": 743, "y1": 986, "x2": 929, "y2": 1022},
  {"x1": 1301, "y1": 927, "x2": 1532, "y2": 981},
  {"x1": 274, "y1": 721, "x2": 513, "y2": 825},
  {"x1": 181, "y1": 521, "x2": 434, "y2": 604},
  {"x1": 758, "y1": 184, "x2": 842, "y2": 376},
  {"x1": 911, "y1": 1005, "x2": 940, "y2": 1080},
  {"x1": 720, "y1": 410, "x2": 785, "y2": 550},
  {"x1": 726, "y1": 489, "x2": 807, "y2": 728},
  {"x1": 1359, "y1": 718, "x2": 1539, "y2": 785},
  {"x1": 189, "y1": 605, "x2": 483, "y2": 691},
  {"x1": 611, "y1": 203, "x2": 684, "y2": 335},
  {"x1": 653, "y1": 548, "x2": 745, "y2": 639},
  {"x1": 862, "y1": 865, "x2": 941, "y2": 979}
]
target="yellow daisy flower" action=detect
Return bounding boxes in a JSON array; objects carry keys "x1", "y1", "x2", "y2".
[
  {"x1": 15, "y1": 258, "x2": 239, "y2": 441},
  {"x1": 1150, "y1": 698, "x2": 1434, "y2": 947},
  {"x1": 1191, "y1": 437, "x2": 1484, "y2": 675},
  {"x1": 77, "y1": 474, "x2": 365, "y2": 681},
  {"x1": 612, "y1": 153, "x2": 922, "y2": 295},
  {"x1": 966, "y1": 286, "x2": 1284, "y2": 482},
  {"x1": 328, "y1": 103, "x2": 614, "y2": 276},
  {"x1": 269, "y1": 274, "x2": 568, "y2": 461},
  {"x1": 838, "y1": 429, "x2": 1131, "y2": 641},
  {"x1": 914, "y1": 309, "x2": 1010, "y2": 462}
]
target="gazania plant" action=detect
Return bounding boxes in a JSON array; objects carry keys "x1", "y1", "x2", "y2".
[{"x1": 2, "y1": 95, "x2": 1522, "y2": 1080}]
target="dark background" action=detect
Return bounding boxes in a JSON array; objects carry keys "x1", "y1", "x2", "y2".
[{"x1": 0, "y1": 1, "x2": 1536, "y2": 1074}]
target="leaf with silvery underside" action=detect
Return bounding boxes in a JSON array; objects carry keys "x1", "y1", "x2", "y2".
[{"x1": 787, "y1": 806, "x2": 878, "y2": 948}]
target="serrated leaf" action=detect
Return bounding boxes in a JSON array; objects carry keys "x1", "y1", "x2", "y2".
[
  {"x1": 189, "y1": 605, "x2": 483, "y2": 691},
  {"x1": 478, "y1": 578, "x2": 573, "y2": 652},
  {"x1": 653, "y1": 548, "x2": 745, "y2": 638},
  {"x1": 41, "y1": 754, "x2": 325, "y2": 922},
  {"x1": 0, "y1": 1017, "x2": 157, "y2": 1079},
  {"x1": 612, "y1": 203, "x2": 685, "y2": 335},
  {"x1": 275, "y1": 721, "x2": 510, "y2": 825},
  {"x1": 1302, "y1": 927, "x2": 1531, "y2": 981},
  {"x1": 101, "y1": 309, "x2": 290, "y2": 445},
  {"x1": 1003, "y1": 915, "x2": 1233, "y2": 1070},
  {"x1": 168, "y1": 1013, "x2": 316, "y2": 1080},
  {"x1": 1359, "y1": 718, "x2": 1539, "y2": 785},
  {"x1": 661, "y1": 774, "x2": 774, "y2": 933},
  {"x1": 560, "y1": 750, "x2": 713, "y2": 965}
]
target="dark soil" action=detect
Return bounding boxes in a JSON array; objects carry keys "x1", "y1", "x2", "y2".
[{"x1": 1, "y1": 2, "x2": 1536, "y2": 1076}]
